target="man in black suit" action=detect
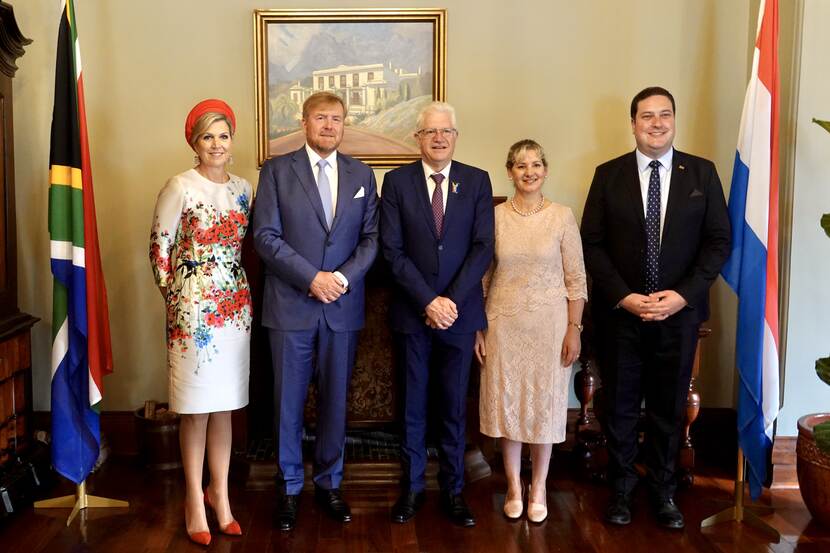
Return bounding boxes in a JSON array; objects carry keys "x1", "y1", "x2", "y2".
[{"x1": 581, "y1": 87, "x2": 730, "y2": 529}]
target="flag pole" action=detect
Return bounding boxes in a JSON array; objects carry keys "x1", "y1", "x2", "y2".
[
  {"x1": 34, "y1": 480, "x2": 128, "y2": 526},
  {"x1": 699, "y1": 447, "x2": 780, "y2": 542}
]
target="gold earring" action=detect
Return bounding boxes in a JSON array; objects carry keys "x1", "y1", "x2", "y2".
[{"x1": 193, "y1": 155, "x2": 200, "y2": 166}]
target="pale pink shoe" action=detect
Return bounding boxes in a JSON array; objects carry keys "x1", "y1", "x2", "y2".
[{"x1": 527, "y1": 485, "x2": 548, "y2": 523}]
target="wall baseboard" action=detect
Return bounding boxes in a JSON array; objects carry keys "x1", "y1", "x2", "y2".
[
  {"x1": 35, "y1": 409, "x2": 139, "y2": 456},
  {"x1": 34, "y1": 406, "x2": 741, "y2": 468},
  {"x1": 772, "y1": 436, "x2": 798, "y2": 489}
]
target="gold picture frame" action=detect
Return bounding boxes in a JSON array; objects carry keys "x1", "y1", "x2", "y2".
[{"x1": 253, "y1": 8, "x2": 447, "y2": 168}]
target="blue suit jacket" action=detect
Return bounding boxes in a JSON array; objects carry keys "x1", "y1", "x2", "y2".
[
  {"x1": 253, "y1": 147, "x2": 379, "y2": 332},
  {"x1": 380, "y1": 160, "x2": 494, "y2": 334}
]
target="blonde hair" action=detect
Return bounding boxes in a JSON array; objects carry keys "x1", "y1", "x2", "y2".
[
  {"x1": 188, "y1": 113, "x2": 234, "y2": 149},
  {"x1": 302, "y1": 91, "x2": 347, "y2": 120},
  {"x1": 506, "y1": 139, "x2": 548, "y2": 169}
]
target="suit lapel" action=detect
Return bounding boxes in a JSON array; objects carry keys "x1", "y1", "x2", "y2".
[
  {"x1": 442, "y1": 163, "x2": 462, "y2": 239},
  {"x1": 291, "y1": 147, "x2": 329, "y2": 231},
  {"x1": 662, "y1": 150, "x2": 691, "y2": 245},
  {"x1": 623, "y1": 151, "x2": 646, "y2": 232},
  {"x1": 330, "y1": 155, "x2": 358, "y2": 235},
  {"x1": 413, "y1": 164, "x2": 439, "y2": 240}
]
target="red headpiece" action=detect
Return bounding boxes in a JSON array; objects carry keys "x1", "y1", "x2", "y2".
[{"x1": 184, "y1": 99, "x2": 236, "y2": 145}]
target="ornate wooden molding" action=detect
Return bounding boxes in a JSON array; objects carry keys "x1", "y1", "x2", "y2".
[{"x1": 0, "y1": 2, "x2": 31, "y2": 79}]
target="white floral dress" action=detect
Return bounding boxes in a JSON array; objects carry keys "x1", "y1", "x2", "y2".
[{"x1": 149, "y1": 168, "x2": 252, "y2": 414}]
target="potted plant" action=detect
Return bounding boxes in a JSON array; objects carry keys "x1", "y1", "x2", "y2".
[{"x1": 795, "y1": 119, "x2": 830, "y2": 527}]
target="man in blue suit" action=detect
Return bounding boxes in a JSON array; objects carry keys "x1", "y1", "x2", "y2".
[
  {"x1": 381, "y1": 102, "x2": 494, "y2": 527},
  {"x1": 253, "y1": 92, "x2": 379, "y2": 531}
]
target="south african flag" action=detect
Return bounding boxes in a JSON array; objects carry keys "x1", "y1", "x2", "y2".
[{"x1": 48, "y1": 0, "x2": 113, "y2": 485}]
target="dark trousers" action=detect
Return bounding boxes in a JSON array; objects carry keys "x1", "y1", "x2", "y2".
[
  {"x1": 598, "y1": 313, "x2": 699, "y2": 500},
  {"x1": 268, "y1": 319, "x2": 358, "y2": 495},
  {"x1": 395, "y1": 329, "x2": 475, "y2": 494}
]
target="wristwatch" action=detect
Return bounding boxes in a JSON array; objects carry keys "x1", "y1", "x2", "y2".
[{"x1": 568, "y1": 321, "x2": 584, "y2": 332}]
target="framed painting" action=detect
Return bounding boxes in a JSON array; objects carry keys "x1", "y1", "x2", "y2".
[{"x1": 253, "y1": 8, "x2": 447, "y2": 168}]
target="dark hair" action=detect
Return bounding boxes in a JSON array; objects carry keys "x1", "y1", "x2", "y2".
[
  {"x1": 505, "y1": 139, "x2": 548, "y2": 170},
  {"x1": 630, "y1": 86, "x2": 675, "y2": 119}
]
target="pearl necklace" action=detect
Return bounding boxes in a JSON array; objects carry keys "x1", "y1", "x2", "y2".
[{"x1": 510, "y1": 195, "x2": 545, "y2": 216}]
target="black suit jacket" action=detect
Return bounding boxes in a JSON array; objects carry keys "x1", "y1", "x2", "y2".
[
  {"x1": 380, "y1": 160, "x2": 495, "y2": 334},
  {"x1": 580, "y1": 149, "x2": 730, "y2": 326}
]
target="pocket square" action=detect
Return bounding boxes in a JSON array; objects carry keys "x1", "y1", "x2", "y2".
[
  {"x1": 353, "y1": 186, "x2": 365, "y2": 199},
  {"x1": 689, "y1": 189, "x2": 704, "y2": 198}
]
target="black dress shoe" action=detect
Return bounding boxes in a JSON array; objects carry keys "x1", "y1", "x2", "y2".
[
  {"x1": 604, "y1": 493, "x2": 632, "y2": 525},
  {"x1": 391, "y1": 490, "x2": 426, "y2": 523},
  {"x1": 275, "y1": 494, "x2": 299, "y2": 531},
  {"x1": 440, "y1": 492, "x2": 476, "y2": 527},
  {"x1": 653, "y1": 498, "x2": 685, "y2": 529},
  {"x1": 314, "y1": 487, "x2": 352, "y2": 523}
]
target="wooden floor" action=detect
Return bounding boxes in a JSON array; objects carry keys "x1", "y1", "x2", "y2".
[{"x1": 0, "y1": 455, "x2": 827, "y2": 553}]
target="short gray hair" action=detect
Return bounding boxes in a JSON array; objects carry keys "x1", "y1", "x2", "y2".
[{"x1": 415, "y1": 101, "x2": 457, "y2": 130}]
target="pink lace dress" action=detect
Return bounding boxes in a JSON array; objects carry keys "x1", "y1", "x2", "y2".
[{"x1": 479, "y1": 201, "x2": 587, "y2": 443}]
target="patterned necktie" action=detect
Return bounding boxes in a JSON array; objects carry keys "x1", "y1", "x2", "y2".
[
  {"x1": 645, "y1": 160, "x2": 661, "y2": 294},
  {"x1": 430, "y1": 173, "x2": 445, "y2": 236},
  {"x1": 317, "y1": 159, "x2": 333, "y2": 228}
]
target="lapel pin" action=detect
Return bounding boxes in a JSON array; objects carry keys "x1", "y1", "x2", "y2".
[
  {"x1": 678, "y1": 164, "x2": 685, "y2": 171},
  {"x1": 451, "y1": 181, "x2": 460, "y2": 194}
]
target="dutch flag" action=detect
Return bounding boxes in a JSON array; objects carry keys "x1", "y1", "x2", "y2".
[{"x1": 721, "y1": 0, "x2": 780, "y2": 500}]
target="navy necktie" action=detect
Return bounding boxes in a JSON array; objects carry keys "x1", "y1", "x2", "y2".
[
  {"x1": 645, "y1": 160, "x2": 661, "y2": 294},
  {"x1": 430, "y1": 173, "x2": 445, "y2": 236},
  {"x1": 317, "y1": 159, "x2": 333, "y2": 228}
]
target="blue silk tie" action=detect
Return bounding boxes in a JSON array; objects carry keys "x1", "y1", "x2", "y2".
[{"x1": 317, "y1": 159, "x2": 333, "y2": 228}]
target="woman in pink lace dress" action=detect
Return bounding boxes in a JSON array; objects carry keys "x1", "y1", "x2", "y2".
[
  {"x1": 149, "y1": 99, "x2": 252, "y2": 545},
  {"x1": 476, "y1": 140, "x2": 587, "y2": 523}
]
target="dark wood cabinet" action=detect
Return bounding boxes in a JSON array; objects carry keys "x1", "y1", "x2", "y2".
[{"x1": 0, "y1": 2, "x2": 36, "y2": 468}]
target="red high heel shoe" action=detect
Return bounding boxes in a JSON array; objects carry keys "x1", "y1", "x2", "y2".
[
  {"x1": 185, "y1": 504, "x2": 212, "y2": 546},
  {"x1": 204, "y1": 488, "x2": 243, "y2": 536},
  {"x1": 188, "y1": 530, "x2": 211, "y2": 546}
]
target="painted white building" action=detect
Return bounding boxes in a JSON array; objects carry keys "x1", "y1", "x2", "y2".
[
  {"x1": 311, "y1": 63, "x2": 388, "y2": 115},
  {"x1": 289, "y1": 62, "x2": 423, "y2": 115}
]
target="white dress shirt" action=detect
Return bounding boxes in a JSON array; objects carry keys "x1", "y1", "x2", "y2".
[
  {"x1": 635, "y1": 147, "x2": 673, "y2": 240},
  {"x1": 422, "y1": 160, "x2": 451, "y2": 213},
  {"x1": 306, "y1": 144, "x2": 339, "y2": 219},
  {"x1": 305, "y1": 144, "x2": 348, "y2": 289}
]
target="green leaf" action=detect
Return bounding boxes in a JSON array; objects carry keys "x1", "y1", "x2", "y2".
[
  {"x1": 822, "y1": 214, "x2": 830, "y2": 238},
  {"x1": 813, "y1": 118, "x2": 830, "y2": 134},
  {"x1": 816, "y1": 421, "x2": 830, "y2": 455},
  {"x1": 817, "y1": 357, "x2": 830, "y2": 386}
]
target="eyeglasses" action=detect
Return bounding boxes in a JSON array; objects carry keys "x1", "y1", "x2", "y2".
[{"x1": 416, "y1": 128, "x2": 458, "y2": 138}]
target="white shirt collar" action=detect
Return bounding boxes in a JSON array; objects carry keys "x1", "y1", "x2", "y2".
[
  {"x1": 305, "y1": 144, "x2": 337, "y2": 168},
  {"x1": 422, "y1": 160, "x2": 451, "y2": 181},
  {"x1": 635, "y1": 147, "x2": 673, "y2": 173}
]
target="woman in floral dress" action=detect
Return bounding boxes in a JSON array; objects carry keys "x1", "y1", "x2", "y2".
[{"x1": 149, "y1": 99, "x2": 252, "y2": 545}]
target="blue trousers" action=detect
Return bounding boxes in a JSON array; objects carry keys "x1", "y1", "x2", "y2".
[
  {"x1": 395, "y1": 329, "x2": 475, "y2": 494},
  {"x1": 268, "y1": 319, "x2": 357, "y2": 495}
]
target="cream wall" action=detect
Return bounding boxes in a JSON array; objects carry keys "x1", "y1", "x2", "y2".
[
  {"x1": 12, "y1": 0, "x2": 754, "y2": 412},
  {"x1": 778, "y1": 0, "x2": 830, "y2": 436}
]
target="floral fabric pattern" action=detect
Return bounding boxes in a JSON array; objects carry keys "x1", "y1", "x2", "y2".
[
  {"x1": 150, "y1": 171, "x2": 252, "y2": 361},
  {"x1": 149, "y1": 169, "x2": 252, "y2": 414}
]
